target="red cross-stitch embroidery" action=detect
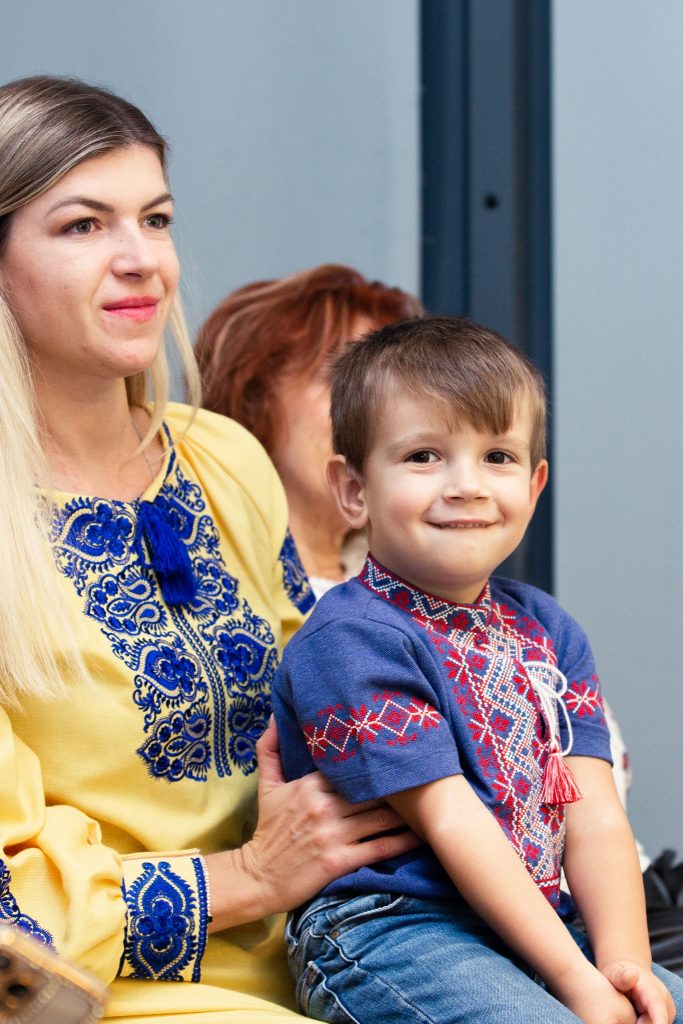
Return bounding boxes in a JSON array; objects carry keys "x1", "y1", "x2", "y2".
[
  {"x1": 303, "y1": 692, "x2": 442, "y2": 763},
  {"x1": 565, "y1": 677, "x2": 603, "y2": 718},
  {"x1": 430, "y1": 606, "x2": 568, "y2": 903},
  {"x1": 339, "y1": 557, "x2": 607, "y2": 908}
]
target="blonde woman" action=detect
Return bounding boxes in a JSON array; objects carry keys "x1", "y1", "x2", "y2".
[{"x1": 0, "y1": 76, "x2": 416, "y2": 1023}]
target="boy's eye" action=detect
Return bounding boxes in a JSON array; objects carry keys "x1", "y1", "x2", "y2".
[
  {"x1": 406, "y1": 450, "x2": 437, "y2": 464},
  {"x1": 485, "y1": 450, "x2": 513, "y2": 465},
  {"x1": 144, "y1": 212, "x2": 173, "y2": 230}
]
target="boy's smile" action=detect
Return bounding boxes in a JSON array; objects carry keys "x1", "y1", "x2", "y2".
[{"x1": 330, "y1": 389, "x2": 547, "y2": 605}]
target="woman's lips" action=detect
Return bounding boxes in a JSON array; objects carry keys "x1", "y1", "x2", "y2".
[{"x1": 103, "y1": 297, "x2": 159, "y2": 322}]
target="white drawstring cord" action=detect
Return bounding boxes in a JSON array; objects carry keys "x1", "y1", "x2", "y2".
[{"x1": 523, "y1": 660, "x2": 574, "y2": 757}]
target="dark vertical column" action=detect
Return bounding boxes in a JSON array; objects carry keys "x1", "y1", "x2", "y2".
[
  {"x1": 514, "y1": 0, "x2": 553, "y2": 591},
  {"x1": 420, "y1": 0, "x2": 469, "y2": 316},
  {"x1": 420, "y1": 0, "x2": 553, "y2": 593}
]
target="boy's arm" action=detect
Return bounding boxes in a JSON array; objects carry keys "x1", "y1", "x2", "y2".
[
  {"x1": 388, "y1": 775, "x2": 637, "y2": 1024},
  {"x1": 563, "y1": 756, "x2": 675, "y2": 1024}
]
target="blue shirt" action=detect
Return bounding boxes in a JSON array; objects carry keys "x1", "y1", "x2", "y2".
[{"x1": 273, "y1": 556, "x2": 611, "y2": 909}]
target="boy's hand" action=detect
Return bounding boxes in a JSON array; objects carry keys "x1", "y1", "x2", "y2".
[
  {"x1": 602, "y1": 961, "x2": 675, "y2": 1024},
  {"x1": 552, "y1": 961, "x2": 636, "y2": 1024}
]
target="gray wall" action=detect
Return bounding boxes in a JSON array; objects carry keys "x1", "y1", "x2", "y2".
[
  {"x1": 0, "y1": 0, "x2": 419, "y2": 332},
  {"x1": 553, "y1": 0, "x2": 683, "y2": 856}
]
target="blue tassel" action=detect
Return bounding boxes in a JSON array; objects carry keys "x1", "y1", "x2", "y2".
[{"x1": 135, "y1": 498, "x2": 197, "y2": 606}]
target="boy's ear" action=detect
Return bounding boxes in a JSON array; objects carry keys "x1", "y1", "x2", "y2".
[
  {"x1": 528, "y1": 459, "x2": 549, "y2": 516},
  {"x1": 326, "y1": 454, "x2": 369, "y2": 530}
]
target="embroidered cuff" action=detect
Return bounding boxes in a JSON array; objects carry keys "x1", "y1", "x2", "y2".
[
  {"x1": 0, "y1": 859, "x2": 54, "y2": 947},
  {"x1": 119, "y1": 850, "x2": 209, "y2": 982}
]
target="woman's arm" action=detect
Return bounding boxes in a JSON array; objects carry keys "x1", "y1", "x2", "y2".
[
  {"x1": 205, "y1": 719, "x2": 420, "y2": 930},
  {"x1": 0, "y1": 711, "x2": 125, "y2": 982},
  {"x1": 2, "y1": 707, "x2": 416, "y2": 989},
  {"x1": 388, "y1": 774, "x2": 638, "y2": 1024}
]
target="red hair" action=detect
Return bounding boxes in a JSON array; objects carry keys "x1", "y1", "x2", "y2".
[{"x1": 195, "y1": 263, "x2": 423, "y2": 456}]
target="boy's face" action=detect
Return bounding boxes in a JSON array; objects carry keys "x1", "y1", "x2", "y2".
[{"x1": 329, "y1": 389, "x2": 548, "y2": 605}]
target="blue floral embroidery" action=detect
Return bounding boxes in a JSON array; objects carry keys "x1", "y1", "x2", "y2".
[
  {"x1": 87, "y1": 568, "x2": 167, "y2": 635},
  {"x1": 279, "y1": 529, "x2": 315, "y2": 613},
  {"x1": 190, "y1": 857, "x2": 209, "y2": 982},
  {"x1": 0, "y1": 861, "x2": 53, "y2": 946},
  {"x1": 122, "y1": 860, "x2": 200, "y2": 980},
  {"x1": 227, "y1": 692, "x2": 271, "y2": 772},
  {"x1": 139, "y1": 703, "x2": 212, "y2": 782},
  {"x1": 50, "y1": 442, "x2": 278, "y2": 780}
]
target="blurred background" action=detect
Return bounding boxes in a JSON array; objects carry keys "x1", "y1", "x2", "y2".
[{"x1": 2, "y1": 0, "x2": 681, "y2": 857}]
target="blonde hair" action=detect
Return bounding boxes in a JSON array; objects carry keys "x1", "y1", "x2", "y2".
[{"x1": 0, "y1": 75, "x2": 200, "y2": 704}]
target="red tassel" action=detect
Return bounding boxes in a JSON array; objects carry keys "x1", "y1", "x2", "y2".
[{"x1": 540, "y1": 750, "x2": 582, "y2": 805}]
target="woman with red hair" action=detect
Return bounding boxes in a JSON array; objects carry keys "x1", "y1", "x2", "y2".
[{"x1": 196, "y1": 264, "x2": 423, "y2": 595}]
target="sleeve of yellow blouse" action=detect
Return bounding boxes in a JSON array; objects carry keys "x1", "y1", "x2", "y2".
[
  {"x1": 165, "y1": 404, "x2": 311, "y2": 648},
  {"x1": 0, "y1": 709, "x2": 125, "y2": 982},
  {"x1": 268, "y1": 469, "x2": 314, "y2": 647},
  {"x1": 119, "y1": 851, "x2": 209, "y2": 982}
]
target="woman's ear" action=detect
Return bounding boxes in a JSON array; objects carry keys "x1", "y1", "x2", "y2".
[{"x1": 327, "y1": 454, "x2": 368, "y2": 530}]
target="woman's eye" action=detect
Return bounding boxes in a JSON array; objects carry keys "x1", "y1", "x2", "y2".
[
  {"x1": 144, "y1": 213, "x2": 173, "y2": 229},
  {"x1": 486, "y1": 450, "x2": 513, "y2": 465},
  {"x1": 406, "y1": 450, "x2": 437, "y2": 464},
  {"x1": 65, "y1": 218, "x2": 96, "y2": 235}
]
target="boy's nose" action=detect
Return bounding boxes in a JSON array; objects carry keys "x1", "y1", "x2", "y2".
[{"x1": 443, "y1": 462, "x2": 488, "y2": 501}]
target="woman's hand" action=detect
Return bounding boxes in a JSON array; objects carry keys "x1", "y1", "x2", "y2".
[{"x1": 204, "y1": 719, "x2": 420, "y2": 932}]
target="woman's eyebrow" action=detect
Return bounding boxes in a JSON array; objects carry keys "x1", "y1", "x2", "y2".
[
  {"x1": 142, "y1": 192, "x2": 174, "y2": 211},
  {"x1": 46, "y1": 191, "x2": 174, "y2": 215}
]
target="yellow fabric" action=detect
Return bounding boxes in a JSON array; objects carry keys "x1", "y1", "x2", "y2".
[{"x1": 1, "y1": 405, "x2": 310, "y2": 1021}]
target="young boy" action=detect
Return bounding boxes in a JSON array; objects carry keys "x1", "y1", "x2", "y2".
[{"x1": 272, "y1": 317, "x2": 681, "y2": 1024}]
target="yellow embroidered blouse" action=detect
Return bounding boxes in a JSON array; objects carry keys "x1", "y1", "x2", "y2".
[{"x1": 0, "y1": 405, "x2": 312, "y2": 1021}]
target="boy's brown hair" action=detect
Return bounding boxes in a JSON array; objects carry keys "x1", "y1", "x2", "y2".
[{"x1": 330, "y1": 316, "x2": 547, "y2": 471}]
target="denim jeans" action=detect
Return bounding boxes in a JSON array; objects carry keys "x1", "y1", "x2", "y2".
[{"x1": 285, "y1": 892, "x2": 683, "y2": 1024}]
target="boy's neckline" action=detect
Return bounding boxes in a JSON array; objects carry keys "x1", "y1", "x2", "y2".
[{"x1": 359, "y1": 554, "x2": 492, "y2": 634}]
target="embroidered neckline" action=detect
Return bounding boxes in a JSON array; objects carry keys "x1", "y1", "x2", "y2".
[
  {"x1": 359, "y1": 555, "x2": 492, "y2": 636},
  {"x1": 49, "y1": 426, "x2": 279, "y2": 781}
]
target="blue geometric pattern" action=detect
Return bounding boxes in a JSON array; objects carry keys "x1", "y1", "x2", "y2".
[
  {"x1": 122, "y1": 860, "x2": 203, "y2": 980},
  {"x1": 50, "y1": 441, "x2": 279, "y2": 781},
  {"x1": 0, "y1": 860, "x2": 53, "y2": 946},
  {"x1": 279, "y1": 529, "x2": 315, "y2": 614}
]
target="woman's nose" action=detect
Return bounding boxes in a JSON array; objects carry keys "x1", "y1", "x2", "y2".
[{"x1": 111, "y1": 226, "x2": 158, "y2": 278}]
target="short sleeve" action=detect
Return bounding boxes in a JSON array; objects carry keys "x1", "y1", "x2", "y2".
[
  {"x1": 550, "y1": 611, "x2": 611, "y2": 762},
  {"x1": 274, "y1": 615, "x2": 462, "y2": 801},
  {"x1": 495, "y1": 579, "x2": 612, "y2": 764}
]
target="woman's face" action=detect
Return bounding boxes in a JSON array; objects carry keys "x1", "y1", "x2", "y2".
[
  {"x1": 0, "y1": 144, "x2": 179, "y2": 391},
  {"x1": 272, "y1": 316, "x2": 375, "y2": 527}
]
